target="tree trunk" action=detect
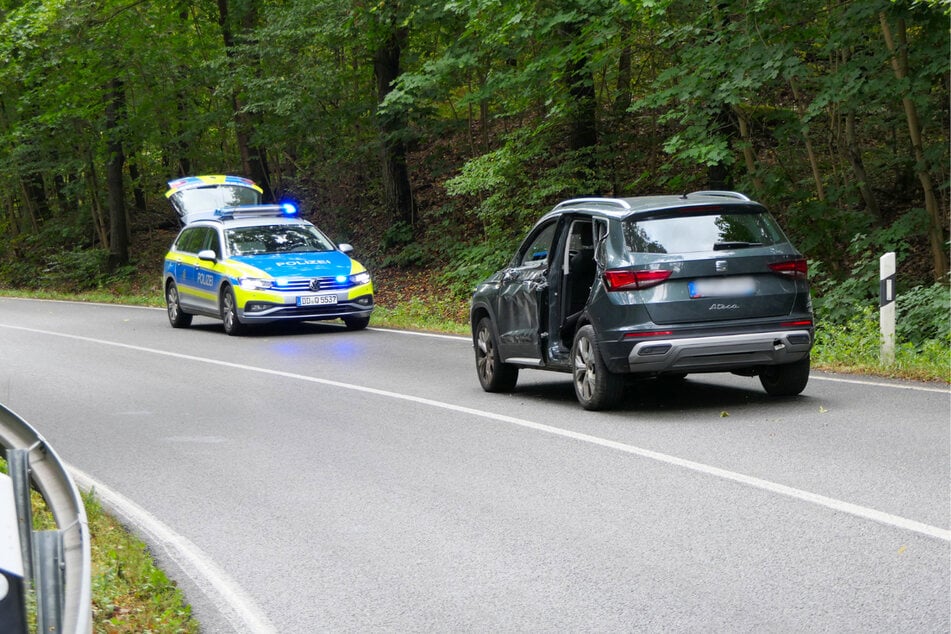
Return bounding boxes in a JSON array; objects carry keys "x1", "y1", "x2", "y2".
[
  {"x1": 843, "y1": 110, "x2": 881, "y2": 221},
  {"x1": 563, "y1": 22, "x2": 597, "y2": 154},
  {"x1": 85, "y1": 152, "x2": 108, "y2": 249},
  {"x1": 610, "y1": 32, "x2": 632, "y2": 196},
  {"x1": 733, "y1": 106, "x2": 764, "y2": 195},
  {"x1": 105, "y1": 78, "x2": 129, "y2": 270},
  {"x1": 128, "y1": 157, "x2": 147, "y2": 214},
  {"x1": 879, "y1": 13, "x2": 947, "y2": 282},
  {"x1": 707, "y1": 105, "x2": 735, "y2": 190},
  {"x1": 373, "y1": 20, "x2": 415, "y2": 226},
  {"x1": 217, "y1": 0, "x2": 274, "y2": 201},
  {"x1": 789, "y1": 78, "x2": 825, "y2": 202}
]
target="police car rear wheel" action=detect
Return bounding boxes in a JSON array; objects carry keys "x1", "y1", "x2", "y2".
[
  {"x1": 221, "y1": 286, "x2": 246, "y2": 336},
  {"x1": 166, "y1": 282, "x2": 192, "y2": 328}
]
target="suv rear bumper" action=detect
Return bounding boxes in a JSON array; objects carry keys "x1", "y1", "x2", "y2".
[{"x1": 606, "y1": 330, "x2": 812, "y2": 374}]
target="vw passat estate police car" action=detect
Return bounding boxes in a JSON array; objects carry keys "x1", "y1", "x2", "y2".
[
  {"x1": 163, "y1": 175, "x2": 373, "y2": 335},
  {"x1": 470, "y1": 191, "x2": 814, "y2": 410}
]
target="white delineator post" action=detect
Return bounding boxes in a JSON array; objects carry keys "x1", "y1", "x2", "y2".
[{"x1": 880, "y1": 252, "x2": 896, "y2": 364}]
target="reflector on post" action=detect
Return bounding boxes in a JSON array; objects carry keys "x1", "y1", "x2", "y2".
[{"x1": 880, "y1": 252, "x2": 896, "y2": 364}]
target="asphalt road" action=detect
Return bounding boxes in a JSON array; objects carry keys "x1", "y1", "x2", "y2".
[{"x1": 0, "y1": 297, "x2": 948, "y2": 632}]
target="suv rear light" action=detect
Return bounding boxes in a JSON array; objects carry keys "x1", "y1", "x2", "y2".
[
  {"x1": 603, "y1": 269, "x2": 672, "y2": 291},
  {"x1": 768, "y1": 259, "x2": 808, "y2": 279}
]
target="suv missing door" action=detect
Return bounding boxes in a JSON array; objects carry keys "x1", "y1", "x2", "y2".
[{"x1": 470, "y1": 191, "x2": 814, "y2": 410}]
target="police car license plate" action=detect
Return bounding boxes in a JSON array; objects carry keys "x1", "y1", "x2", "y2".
[
  {"x1": 298, "y1": 295, "x2": 337, "y2": 306},
  {"x1": 689, "y1": 276, "x2": 756, "y2": 299}
]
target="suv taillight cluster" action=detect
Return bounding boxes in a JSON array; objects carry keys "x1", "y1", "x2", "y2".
[
  {"x1": 604, "y1": 258, "x2": 808, "y2": 293},
  {"x1": 603, "y1": 269, "x2": 672, "y2": 291},
  {"x1": 768, "y1": 259, "x2": 808, "y2": 279}
]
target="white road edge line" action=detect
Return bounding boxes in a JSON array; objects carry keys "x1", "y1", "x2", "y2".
[
  {"x1": 70, "y1": 466, "x2": 278, "y2": 634},
  {"x1": 6, "y1": 323, "x2": 950, "y2": 545}
]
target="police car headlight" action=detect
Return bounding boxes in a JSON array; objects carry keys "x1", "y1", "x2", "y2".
[
  {"x1": 239, "y1": 277, "x2": 273, "y2": 291},
  {"x1": 350, "y1": 272, "x2": 371, "y2": 286}
]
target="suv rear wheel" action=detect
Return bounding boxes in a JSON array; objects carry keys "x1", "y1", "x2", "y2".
[
  {"x1": 572, "y1": 325, "x2": 624, "y2": 410},
  {"x1": 759, "y1": 357, "x2": 810, "y2": 396},
  {"x1": 474, "y1": 317, "x2": 518, "y2": 392}
]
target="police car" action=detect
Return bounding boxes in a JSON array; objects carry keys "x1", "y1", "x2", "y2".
[{"x1": 163, "y1": 175, "x2": 374, "y2": 335}]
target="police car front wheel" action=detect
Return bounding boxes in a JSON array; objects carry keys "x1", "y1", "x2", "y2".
[
  {"x1": 221, "y1": 286, "x2": 247, "y2": 336},
  {"x1": 166, "y1": 282, "x2": 193, "y2": 328},
  {"x1": 343, "y1": 315, "x2": 370, "y2": 331}
]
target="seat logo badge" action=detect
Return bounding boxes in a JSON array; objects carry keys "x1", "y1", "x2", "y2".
[
  {"x1": 716, "y1": 260, "x2": 728, "y2": 272},
  {"x1": 309, "y1": 279, "x2": 321, "y2": 291}
]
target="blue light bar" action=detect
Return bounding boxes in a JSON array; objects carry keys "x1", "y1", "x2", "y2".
[{"x1": 281, "y1": 203, "x2": 298, "y2": 216}]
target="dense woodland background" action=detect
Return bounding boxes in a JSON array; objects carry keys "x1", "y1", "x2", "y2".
[{"x1": 0, "y1": 0, "x2": 948, "y2": 349}]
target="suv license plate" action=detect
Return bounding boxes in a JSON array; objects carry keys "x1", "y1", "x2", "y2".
[
  {"x1": 689, "y1": 276, "x2": 756, "y2": 299},
  {"x1": 298, "y1": 295, "x2": 338, "y2": 306}
]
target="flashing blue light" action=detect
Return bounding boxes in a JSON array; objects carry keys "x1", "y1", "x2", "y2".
[
  {"x1": 335, "y1": 275, "x2": 348, "y2": 283},
  {"x1": 281, "y1": 202, "x2": 298, "y2": 216}
]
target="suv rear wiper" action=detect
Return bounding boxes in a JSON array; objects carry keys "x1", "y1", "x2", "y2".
[{"x1": 714, "y1": 241, "x2": 763, "y2": 250}]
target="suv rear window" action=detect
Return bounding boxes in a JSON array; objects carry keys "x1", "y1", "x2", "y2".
[{"x1": 623, "y1": 206, "x2": 787, "y2": 254}]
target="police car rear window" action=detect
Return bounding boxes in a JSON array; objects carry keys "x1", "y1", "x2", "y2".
[
  {"x1": 175, "y1": 227, "x2": 208, "y2": 253},
  {"x1": 623, "y1": 208, "x2": 787, "y2": 254}
]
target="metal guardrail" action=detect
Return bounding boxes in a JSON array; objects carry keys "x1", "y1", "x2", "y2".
[{"x1": 0, "y1": 403, "x2": 92, "y2": 633}]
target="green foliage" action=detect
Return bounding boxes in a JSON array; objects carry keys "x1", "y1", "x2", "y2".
[
  {"x1": 811, "y1": 210, "x2": 938, "y2": 325},
  {"x1": 439, "y1": 239, "x2": 518, "y2": 299},
  {"x1": 896, "y1": 283, "x2": 950, "y2": 347},
  {"x1": 812, "y1": 305, "x2": 949, "y2": 381},
  {"x1": 42, "y1": 248, "x2": 110, "y2": 290},
  {"x1": 0, "y1": 0, "x2": 946, "y2": 373},
  {"x1": 813, "y1": 306, "x2": 882, "y2": 367}
]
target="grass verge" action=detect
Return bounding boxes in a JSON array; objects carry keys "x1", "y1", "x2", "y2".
[{"x1": 0, "y1": 457, "x2": 199, "y2": 632}]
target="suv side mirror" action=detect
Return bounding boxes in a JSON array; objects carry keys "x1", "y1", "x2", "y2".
[
  {"x1": 338, "y1": 243, "x2": 354, "y2": 254},
  {"x1": 197, "y1": 249, "x2": 217, "y2": 262}
]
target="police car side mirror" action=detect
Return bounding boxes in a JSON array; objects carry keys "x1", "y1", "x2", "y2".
[
  {"x1": 338, "y1": 243, "x2": 354, "y2": 255},
  {"x1": 197, "y1": 249, "x2": 217, "y2": 262}
]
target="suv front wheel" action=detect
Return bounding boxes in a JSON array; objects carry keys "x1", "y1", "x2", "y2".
[
  {"x1": 474, "y1": 317, "x2": 518, "y2": 392},
  {"x1": 572, "y1": 325, "x2": 624, "y2": 410}
]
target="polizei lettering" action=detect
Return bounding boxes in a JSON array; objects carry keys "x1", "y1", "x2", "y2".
[{"x1": 196, "y1": 271, "x2": 215, "y2": 288}]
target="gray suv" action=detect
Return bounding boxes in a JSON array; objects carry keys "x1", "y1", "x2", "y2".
[{"x1": 470, "y1": 191, "x2": 814, "y2": 410}]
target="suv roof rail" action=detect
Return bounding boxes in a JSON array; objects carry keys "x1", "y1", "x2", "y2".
[
  {"x1": 554, "y1": 197, "x2": 632, "y2": 211},
  {"x1": 687, "y1": 190, "x2": 751, "y2": 201}
]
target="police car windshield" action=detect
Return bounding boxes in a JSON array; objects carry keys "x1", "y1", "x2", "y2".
[{"x1": 227, "y1": 225, "x2": 336, "y2": 255}]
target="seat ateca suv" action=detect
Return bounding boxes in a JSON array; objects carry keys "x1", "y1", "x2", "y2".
[{"x1": 469, "y1": 191, "x2": 814, "y2": 410}]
